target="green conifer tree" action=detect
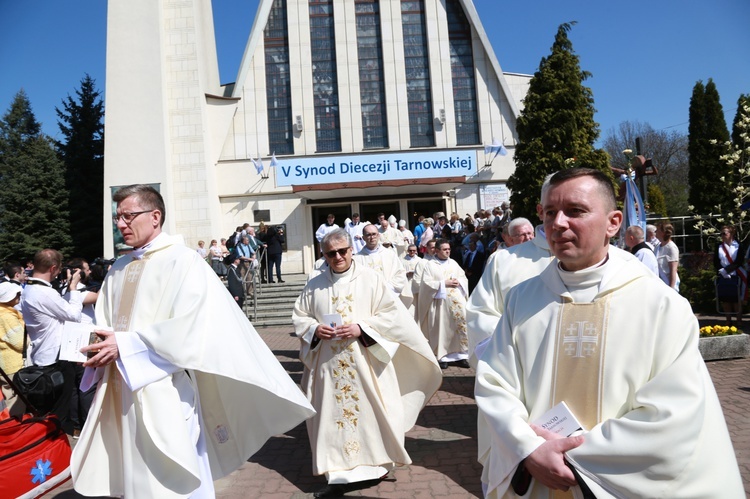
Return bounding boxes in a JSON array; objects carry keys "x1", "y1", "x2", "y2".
[
  {"x1": 507, "y1": 22, "x2": 610, "y2": 221},
  {"x1": 56, "y1": 74, "x2": 105, "y2": 260},
  {"x1": 0, "y1": 90, "x2": 73, "y2": 261},
  {"x1": 687, "y1": 79, "x2": 731, "y2": 215},
  {"x1": 647, "y1": 183, "x2": 668, "y2": 218}
]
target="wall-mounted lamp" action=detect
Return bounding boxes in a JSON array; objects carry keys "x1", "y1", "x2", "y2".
[{"x1": 295, "y1": 115, "x2": 303, "y2": 132}]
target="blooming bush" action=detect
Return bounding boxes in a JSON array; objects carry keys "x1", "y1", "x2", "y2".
[
  {"x1": 699, "y1": 325, "x2": 741, "y2": 337},
  {"x1": 689, "y1": 102, "x2": 750, "y2": 242}
]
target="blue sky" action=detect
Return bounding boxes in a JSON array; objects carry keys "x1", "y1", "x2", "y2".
[{"x1": 1, "y1": 0, "x2": 748, "y2": 146}]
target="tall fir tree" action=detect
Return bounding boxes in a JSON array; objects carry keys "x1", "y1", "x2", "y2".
[
  {"x1": 687, "y1": 79, "x2": 731, "y2": 215},
  {"x1": 507, "y1": 22, "x2": 610, "y2": 220},
  {"x1": 56, "y1": 74, "x2": 105, "y2": 260},
  {"x1": 0, "y1": 90, "x2": 73, "y2": 261}
]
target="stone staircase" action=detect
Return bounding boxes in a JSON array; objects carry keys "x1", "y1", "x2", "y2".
[{"x1": 245, "y1": 274, "x2": 307, "y2": 327}]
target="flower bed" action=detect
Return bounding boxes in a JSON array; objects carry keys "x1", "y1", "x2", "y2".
[
  {"x1": 698, "y1": 326, "x2": 749, "y2": 361},
  {"x1": 699, "y1": 325, "x2": 741, "y2": 337}
]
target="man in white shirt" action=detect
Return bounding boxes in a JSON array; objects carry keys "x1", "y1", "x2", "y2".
[
  {"x1": 316, "y1": 214, "x2": 339, "y2": 245},
  {"x1": 20, "y1": 249, "x2": 84, "y2": 433},
  {"x1": 344, "y1": 213, "x2": 366, "y2": 253},
  {"x1": 625, "y1": 225, "x2": 659, "y2": 276}
]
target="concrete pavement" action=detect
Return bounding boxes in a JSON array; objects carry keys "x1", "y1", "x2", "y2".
[
  {"x1": 48, "y1": 326, "x2": 750, "y2": 498},
  {"x1": 214, "y1": 327, "x2": 750, "y2": 498}
]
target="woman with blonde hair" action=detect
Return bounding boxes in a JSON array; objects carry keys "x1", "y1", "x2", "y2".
[{"x1": 656, "y1": 222, "x2": 679, "y2": 291}]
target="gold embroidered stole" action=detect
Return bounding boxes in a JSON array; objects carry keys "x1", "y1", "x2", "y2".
[
  {"x1": 548, "y1": 297, "x2": 609, "y2": 499},
  {"x1": 113, "y1": 259, "x2": 147, "y2": 333},
  {"x1": 550, "y1": 297, "x2": 609, "y2": 431}
]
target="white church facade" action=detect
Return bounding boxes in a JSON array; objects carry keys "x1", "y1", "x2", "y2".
[{"x1": 102, "y1": 0, "x2": 530, "y2": 273}]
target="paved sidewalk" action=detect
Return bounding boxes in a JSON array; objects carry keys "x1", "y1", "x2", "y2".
[{"x1": 49, "y1": 326, "x2": 750, "y2": 498}]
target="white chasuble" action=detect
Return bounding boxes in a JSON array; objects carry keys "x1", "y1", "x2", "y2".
[
  {"x1": 466, "y1": 227, "x2": 553, "y2": 365},
  {"x1": 355, "y1": 246, "x2": 407, "y2": 295},
  {"x1": 416, "y1": 258, "x2": 469, "y2": 360},
  {"x1": 475, "y1": 248, "x2": 744, "y2": 498},
  {"x1": 293, "y1": 262, "x2": 441, "y2": 478},
  {"x1": 72, "y1": 234, "x2": 315, "y2": 498}
]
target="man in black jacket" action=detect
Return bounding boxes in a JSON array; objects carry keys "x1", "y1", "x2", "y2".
[
  {"x1": 227, "y1": 255, "x2": 245, "y2": 309},
  {"x1": 263, "y1": 225, "x2": 285, "y2": 283}
]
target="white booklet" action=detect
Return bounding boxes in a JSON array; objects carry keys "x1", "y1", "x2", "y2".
[
  {"x1": 533, "y1": 401, "x2": 583, "y2": 437},
  {"x1": 59, "y1": 322, "x2": 98, "y2": 363},
  {"x1": 322, "y1": 313, "x2": 343, "y2": 328}
]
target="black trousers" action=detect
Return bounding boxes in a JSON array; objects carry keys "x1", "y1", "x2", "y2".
[
  {"x1": 266, "y1": 253, "x2": 282, "y2": 282},
  {"x1": 70, "y1": 363, "x2": 96, "y2": 431}
]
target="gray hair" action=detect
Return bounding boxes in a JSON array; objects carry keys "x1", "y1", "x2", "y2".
[
  {"x1": 112, "y1": 184, "x2": 166, "y2": 227},
  {"x1": 321, "y1": 228, "x2": 352, "y2": 252},
  {"x1": 539, "y1": 173, "x2": 556, "y2": 201},
  {"x1": 508, "y1": 217, "x2": 533, "y2": 236},
  {"x1": 626, "y1": 225, "x2": 645, "y2": 241}
]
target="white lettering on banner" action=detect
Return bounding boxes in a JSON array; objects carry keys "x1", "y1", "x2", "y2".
[{"x1": 275, "y1": 150, "x2": 477, "y2": 186}]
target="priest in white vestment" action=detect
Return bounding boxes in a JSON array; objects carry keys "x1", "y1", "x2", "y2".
[
  {"x1": 416, "y1": 238, "x2": 470, "y2": 369},
  {"x1": 355, "y1": 223, "x2": 407, "y2": 296},
  {"x1": 376, "y1": 213, "x2": 403, "y2": 253},
  {"x1": 466, "y1": 224, "x2": 552, "y2": 365},
  {"x1": 344, "y1": 213, "x2": 367, "y2": 253},
  {"x1": 399, "y1": 244, "x2": 421, "y2": 314},
  {"x1": 396, "y1": 220, "x2": 415, "y2": 258},
  {"x1": 73, "y1": 185, "x2": 315, "y2": 498},
  {"x1": 411, "y1": 239, "x2": 436, "y2": 321},
  {"x1": 293, "y1": 228, "x2": 442, "y2": 498},
  {"x1": 475, "y1": 168, "x2": 743, "y2": 498}
]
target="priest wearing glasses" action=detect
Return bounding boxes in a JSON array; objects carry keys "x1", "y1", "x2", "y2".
[
  {"x1": 71, "y1": 184, "x2": 314, "y2": 497},
  {"x1": 293, "y1": 228, "x2": 441, "y2": 497}
]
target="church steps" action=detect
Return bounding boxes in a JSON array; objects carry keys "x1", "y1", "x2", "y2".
[{"x1": 244, "y1": 274, "x2": 306, "y2": 327}]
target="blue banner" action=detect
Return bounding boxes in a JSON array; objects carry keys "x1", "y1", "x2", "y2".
[{"x1": 274, "y1": 150, "x2": 476, "y2": 186}]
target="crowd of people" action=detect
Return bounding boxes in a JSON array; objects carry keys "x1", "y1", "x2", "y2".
[
  {"x1": 192, "y1": 222, "x2": 287, "y2": 308},
  {"x1": 0, "y1": 172, "x2": 745, "y2": 498},
  {"x1": 0, "y1": 254, "x2": 113, "y2": 436}
]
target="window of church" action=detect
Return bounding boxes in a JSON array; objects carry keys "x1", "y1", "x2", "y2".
[
  {"x1": 355, "y1": 0, "x2": 388, "y2": 149},
  {"x1": 264, "y1": 0, "x2": 294, "y2": 155},
  {"x1": 446, "y1": 0, "x2": 480, "y2": 145},
  {"x1": 401, "y1": 0, "x2": 435, "y2": 148},
  {"x1": 310, "y1": 0, "x2": 342, "y2": 152}
]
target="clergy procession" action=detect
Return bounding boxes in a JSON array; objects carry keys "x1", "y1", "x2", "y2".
[
  {"x1": 0, "y1": 180, "x2": 744, "y2": 497},
  {"x1": 1, "y1": 175, "x2": 747, "y2": 498}
]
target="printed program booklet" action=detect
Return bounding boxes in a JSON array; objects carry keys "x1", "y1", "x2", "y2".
[{"x1": 533, "y1": 401, "x2": 583, "y2": 436}]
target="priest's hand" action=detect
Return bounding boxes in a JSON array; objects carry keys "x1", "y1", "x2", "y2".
[
  {"x1": 334, "y1": 324, "x2": 362, "y2": 339},
  {"x1": 315, "y1": 323, "x2": 337, "y2": 340},
  {"x1": 445, "y1": 278, "x2": 459, "y2": 288},
  {"x1": 524, "y1": 424, "x2": 584, "y2": 491},
  {"x1": 81, "y1": 330, "x2": 120, "y2": 368}
]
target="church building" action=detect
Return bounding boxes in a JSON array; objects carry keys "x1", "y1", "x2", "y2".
[{"x1": 102, "y1": 0, "x2": 530, "y2": 273}]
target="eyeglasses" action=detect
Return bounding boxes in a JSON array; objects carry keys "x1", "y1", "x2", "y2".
[
  {"x1": 364, "y1": 232, "x2": 379, "y2": 237},
  {"x1": 324, "y1": 247, "x2": 350, "y2": 258},
  {"x1": 113, "y1": 210, "x2": 154, "y2": 225}
]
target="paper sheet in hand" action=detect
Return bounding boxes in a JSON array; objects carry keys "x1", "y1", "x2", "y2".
[
  {"x1": 59, "y1": 321, "x2": 95, "y2": 362},
  {"x1": 533, "y1": 401, "x2": 583, "y2": 436},
  {"x1": 322, "y1": 313, "x2": 343, "y2": 328}
]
